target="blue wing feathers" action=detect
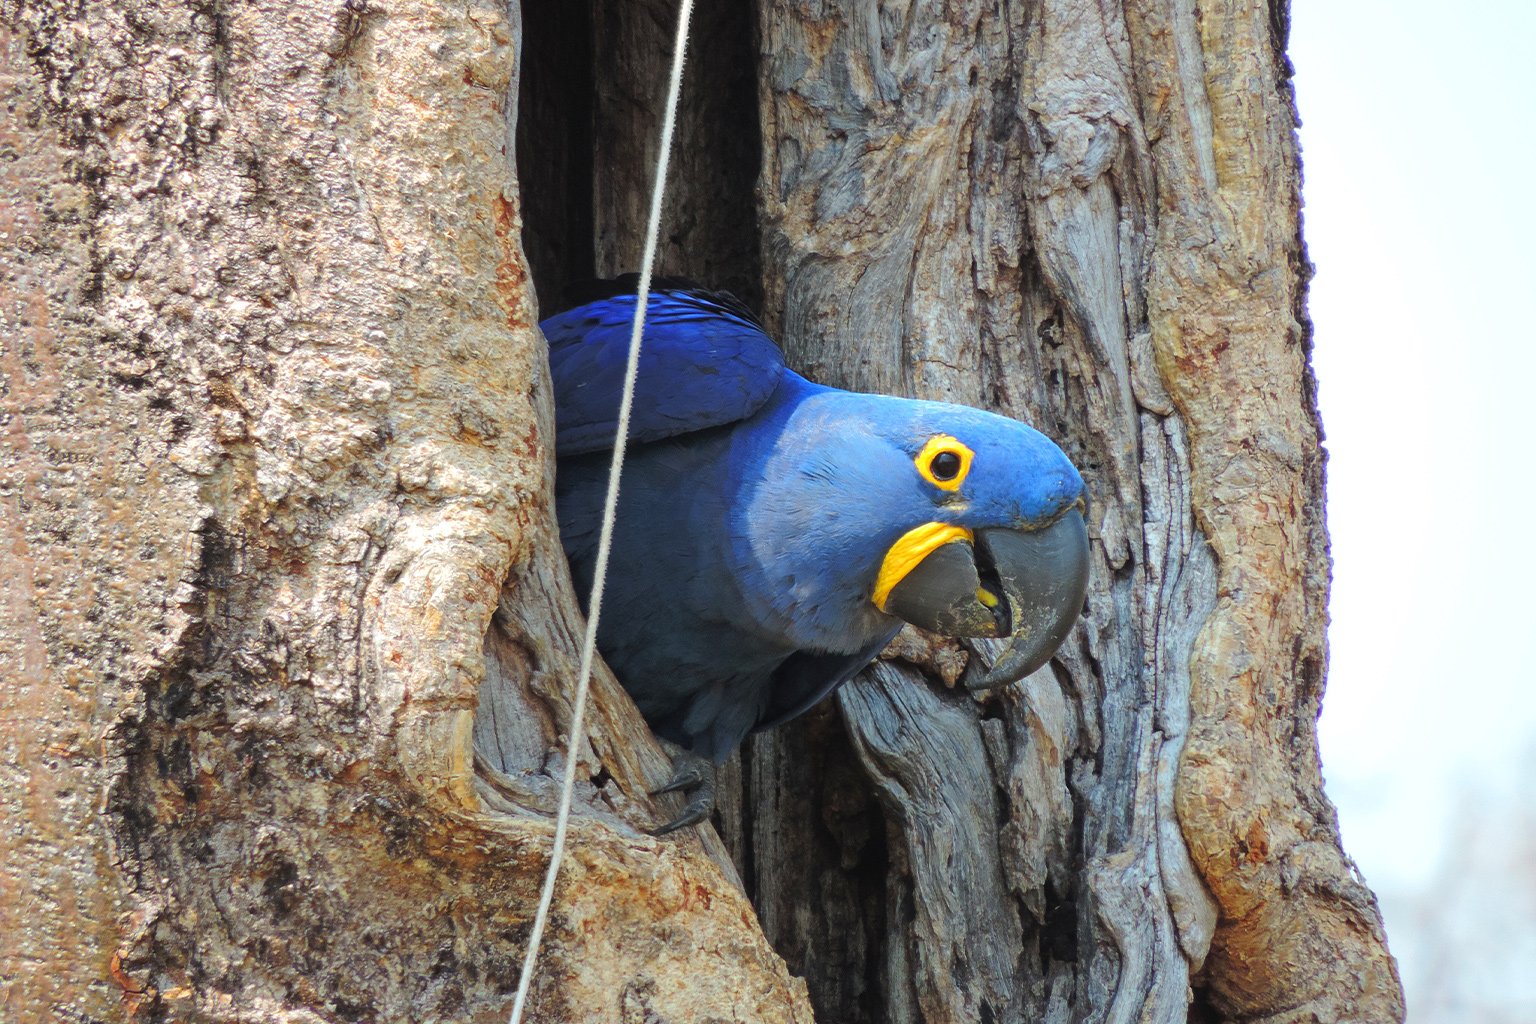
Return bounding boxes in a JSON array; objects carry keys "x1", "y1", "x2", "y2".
[
  {"x1": 752, "y1": 630, "x2": 900, "y2": 736},
  {"x1": 543, "y1": 286, "x2": 785, "y2": 454}
]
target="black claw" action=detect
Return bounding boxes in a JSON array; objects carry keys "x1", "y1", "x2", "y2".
[
  {"x1": 650, "y1": 795, "x2": 715, "y2": 836},
  {"x1": 649, "y1": 751, "x2": 717, "y2": 836},
  {"x1": 650, "y1": 755, "x2": 708, "y2": 796}
]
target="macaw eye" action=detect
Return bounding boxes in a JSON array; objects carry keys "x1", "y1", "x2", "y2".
[
  {"x1": 915, "y1": 435, "x2": 974, "y2": 492},
  {"x1": 930, "y1": 451, "x2": 962, "y2": 480}
]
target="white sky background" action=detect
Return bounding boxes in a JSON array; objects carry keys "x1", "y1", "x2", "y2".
[{"x1": 1290, "y1": 1, "x2": 1536, "y2": 1019}]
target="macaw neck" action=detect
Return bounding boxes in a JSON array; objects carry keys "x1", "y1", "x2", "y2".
[{"x1": 724, "y1": 371, "x2": 917, "y2": 654}]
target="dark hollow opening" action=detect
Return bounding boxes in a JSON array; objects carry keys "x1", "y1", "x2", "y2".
[{"x1": 514, "y1": 0, "x2": 763, "y2": 315}]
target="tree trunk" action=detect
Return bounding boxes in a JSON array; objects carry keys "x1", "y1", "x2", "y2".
[
  {"x1": 1, "y1": 2, "x2": 1402, "y2": 1024},
  {"x1": 747, "y1": 2, "x2": 1404, "y2": 1020},
  {"x1": 1, "y1": 2, "x2": 805, "y2": 1021}
]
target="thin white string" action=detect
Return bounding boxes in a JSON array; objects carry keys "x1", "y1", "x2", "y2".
[{"x1": 506, "y1": 3, "x2": 694, "y2": 1022}]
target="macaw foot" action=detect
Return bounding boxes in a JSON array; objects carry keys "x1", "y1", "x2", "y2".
[{"x1": 649, "y1": 750, "x2": 717, "y2": 836}]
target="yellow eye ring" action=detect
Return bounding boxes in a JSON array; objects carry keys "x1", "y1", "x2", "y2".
[{"x1": 915, "y1": 435, "x2": 973, "y2": 491}]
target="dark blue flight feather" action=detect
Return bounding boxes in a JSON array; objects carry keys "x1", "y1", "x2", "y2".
[{"x1": 542, "y1": 285, "x2": 785, "y2": 455}]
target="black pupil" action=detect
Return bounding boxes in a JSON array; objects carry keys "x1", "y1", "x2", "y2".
[{"x1": 930, "y1": 450, "x2": 962, "y2": 481}]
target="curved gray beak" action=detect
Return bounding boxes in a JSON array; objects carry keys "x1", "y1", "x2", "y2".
[{"x1": 882, "y1": 508, "x2": 1090, "y2": 690}]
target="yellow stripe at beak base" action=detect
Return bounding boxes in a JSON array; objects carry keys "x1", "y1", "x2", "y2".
[{"x1": 872, "y1": 522, "x2": 974, "y2": 611}]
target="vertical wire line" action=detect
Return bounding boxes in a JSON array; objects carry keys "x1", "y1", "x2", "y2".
[{"x1": 507, "y1": 2, "x2": 694, "y2": 1021}]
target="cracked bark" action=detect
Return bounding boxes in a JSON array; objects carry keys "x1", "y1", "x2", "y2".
[{"x1": 3, "y1": 0, "x2": 1400, "y2": 1022}]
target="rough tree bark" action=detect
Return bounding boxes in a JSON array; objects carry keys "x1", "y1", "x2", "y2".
[
  {"x1": 1, "y1": 2, "x2": 1401, "y2": 1024},
  {"x1": 1, "y1": 2, "x2": 804, "y2": 1021},
  {"x1": 745, "y1": 2, "x2": 1405, "y2": 1020}
]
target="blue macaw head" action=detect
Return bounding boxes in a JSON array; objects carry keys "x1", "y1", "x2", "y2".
[{"x1": 737, "y1": 374, "x2": 1090, "y2": 689}]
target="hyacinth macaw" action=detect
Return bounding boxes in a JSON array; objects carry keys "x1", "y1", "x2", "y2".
[{"x1": 546, "y1": 279, "x2": 1089, "y2": 833}]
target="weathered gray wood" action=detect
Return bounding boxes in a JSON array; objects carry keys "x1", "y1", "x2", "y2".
[
  {"x1": 748, "y1": 0, "x2": 1402, "y2": 1020},
  {"x1": 839, "y1": 661, "x2": 1027, "y2": 1023},
  {"x1": 741, "y1": 1, "x2": 1192, "y2": 1019}
]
